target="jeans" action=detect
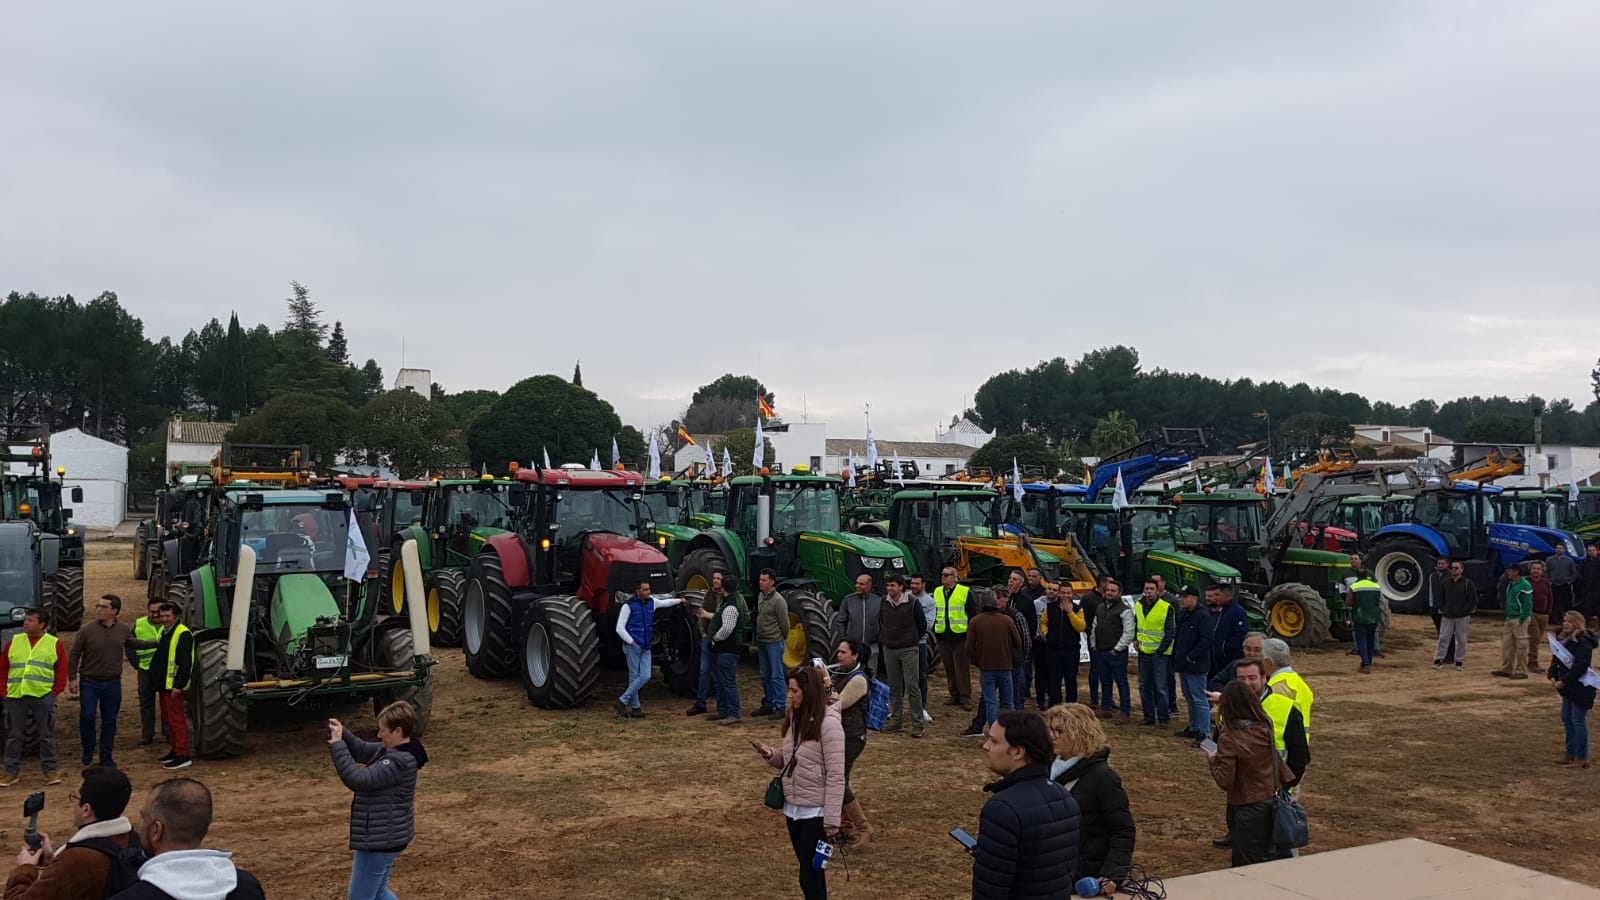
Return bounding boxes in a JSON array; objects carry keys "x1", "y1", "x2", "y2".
[
  {"x1": 1093, "y1": 649, "x2": 1130, "y2": 714},
  {"x1": 3, "y1": 695, "x2": 55, "y2": 775},
  {"x1": 917, "y1": 642, "x2": 930, "y2": 717},
  {"x1": 758, "y1": 641, "x2": 787, "y2": 711},
  {"x1": 618, "y1": 643, "x2": 651, "y2": 709},
  {"x1": 712, "y1": 651, "x2": 741, "y2": 719},
  {"x1": 883, "y1": 645, "x2": 922, "y2": 730},
  {"x1": 78, "y1": 678, "x2": 122, "y2": 764},
  {"x1": 1010, "y1": 659, "x2": 1029, "y2": 711},
  {"x1": 1435, "y1": 616, "x2": 1469, "y2": 665},
  {"x1": 1353, "y1": 623, "x2": 1378, "y2": 667},
  {"x1": 695, "y1": 636, "x2": 713, "y2": 707},
  {"x1": 1046, "y1": 649, "x2": 1078, "y2": 706},
  {"x1": 1137, "y1": 653, "x2": 1171, "y2": 723},
  {"x1": 1563, "y1": 700, "x2": 1590, "y2": 761},
  {"x1": 348, "y1": 849, "x2": 402, "y2": 900},
  {"x1": 979, "y1": 670, "x2": 1013, "y2": 726},
  {"x1": 1180, "y1": 671, "x2": 1211, "y2": 735},
  {"x1": 785, "y1": 815, "x2": 828, "y2": 900}
]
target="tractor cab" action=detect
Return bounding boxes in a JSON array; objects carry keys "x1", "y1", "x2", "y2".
[
  {"x1": 642, "y1": 478, "x2": 723, "y2": 570},
  {"x1": 1172, "y1": 491, "x2": 1267, "y2": 575},
  {"x1": 424, "y1": 477, "x2": 514, "y2": 569},
  {"x1": 0, "y1": 521, "x2": 53, "y2": 638},
  {"x1": 508, "y1": 467, "x2": 670, "y2": 612},
  {"x1": 887, "y1": 489, "x2": 1002, "y2": 579},
  {"x1": 1497, "y1": 490, "x2": 1563, "y2": 531}
]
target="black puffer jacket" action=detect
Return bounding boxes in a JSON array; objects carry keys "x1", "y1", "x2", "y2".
[
  {"x1": 972, "y1": 763, "x2": 1080, "y2": 900},
  {"x1": 331, "y1": 732, "x2": 429, "y2": 851},
  {"x1": 1053, "y1": 749, "x2": 1136, "y2": 882},
  {"x1": 1549, "y1": 631, "x2": 1599, "y2": 711}
]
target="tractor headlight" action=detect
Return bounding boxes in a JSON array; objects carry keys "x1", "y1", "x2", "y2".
[
  {"x1": 10, "y1": 609, "x2": 24, "y2": 622},
  {"x1": 891, "y1": 557, "x2": 905, "y2": 569},
  {"x1": 860, "y1": 556, "x2": 885, "y2": 569}
]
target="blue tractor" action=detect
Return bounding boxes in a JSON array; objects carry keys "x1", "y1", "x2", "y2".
[{"x1": 1366, "y1": 481, "x2": 1584, "y2": 614}]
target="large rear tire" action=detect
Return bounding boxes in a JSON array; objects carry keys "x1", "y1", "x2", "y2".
[
  {"x1": 1369, "y1": 539, "x2": 1436, "y2": 614},
  {"x1": 377, "y1": 548, "x2": 405, "y2": 617},
  {"x1": 676, "y1": 547, "x2": 731, "y2": 594},
  {"x1": 371, "y1": 625, "x2": 433, "y2": 736},
  {"x1": 190, "y1": 638, "x2": 246, "y2": 759},
  {"x1": 658, "y1": 589, "x2": 702, "y2": 696},
  {"x1": 462, "y1": 553, "x2": 518, "y2": 679},
  {"x1": 427, "y1": 569, "x2": 465, "y2": 648},
  {"x1": 168, "y1": 581, "x2": 199, "y2": 631},
  {"x1": 519, "y1": 594, "x2": 600, "y2": 709},
  {"x1": 782, "y1": 588, "x2": 833, "y2": 669},
  {"x1": 47, "y1": 568, "x2": 84, "y2": 632},
  {"x1": 134, "y1": 535, "x2": 149, "y2": 580},
  {"x1": 1264, "y1": 583, "x2": 1332, "y2": 648}
]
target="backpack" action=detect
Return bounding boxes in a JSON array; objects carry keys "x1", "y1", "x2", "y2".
[
  {"x1": 75, "y1": 831, "x2": 145, "y2": 895},
  {"x1": 852, "y1": 670, "x2": 891, "y2": 732}
]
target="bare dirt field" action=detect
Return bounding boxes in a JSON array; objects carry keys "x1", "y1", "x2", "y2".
[{"x1": 14, "y1": 549, "x2": 1598, "y2": 898}]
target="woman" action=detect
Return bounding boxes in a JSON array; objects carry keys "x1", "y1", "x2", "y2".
[
  {"x1": 1044, "y1": 703, "x2": 1135, "y2": 896},
  {"x1": 752, "y1": 666, "x2": 845, "y2": 900},
  {"x1": 828, "y1": 638, "x2": 874, "y2": 847},
  {"x1": 329, "y1": 701, "x2": 429, "y2": 900},
  {"x1": 1549, "y1": 610, "x2": 1597, "y2": 768},
  {"x1": 1206, "y1": 680, "x2": 1293, "y2": 868}
]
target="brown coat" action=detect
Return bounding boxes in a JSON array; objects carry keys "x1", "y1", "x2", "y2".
[
  {"x1": 1208, "y1": 721, "x2": 1294, "y2": 807},
  {"x1": 4, "y1": 825, "x2": 134, "y2": 900},
  {"x1": 965, "y1": 610, "x2": 1022, "y2": 672}
]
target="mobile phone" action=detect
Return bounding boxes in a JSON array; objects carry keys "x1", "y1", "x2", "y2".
[
  {"x1": 949, "y1": 828, "x2": 977, "y2": 851},
  {"x1": 1199, "y1": 738, "x2": 1218, "y2": 753}
]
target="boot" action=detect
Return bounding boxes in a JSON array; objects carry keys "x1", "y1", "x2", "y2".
[{"x1": 840, "y1": 799, "x2": 873, "y2": 849}]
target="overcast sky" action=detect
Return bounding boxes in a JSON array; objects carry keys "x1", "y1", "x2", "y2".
[{"x1": 5, "y1": 2, "x2": 1599, "y2": 440}]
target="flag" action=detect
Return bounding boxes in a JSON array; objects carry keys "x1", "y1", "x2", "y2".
[
  {"x1": 343, "y1": 509, "x2": 371, "y2": 582},
  {"x1": 758, "y1": 394, "x2": 775, "y2": 419},
  {"x1": 892, "y1": 450, "x2": 905, "y2": 486},
  {"x1": 677, "y1": 426, "x2": 696, "y2": 447},
  {"x1": 721, "y1": 447, "x2": 733, "y2": 480},
  {"x1": 1112, "y1": 470, "x2": 1129, "y2": 511},
  {"x1": 1263, "y1": 457, "x2": 1276, "y2": 495},
  {"x1": 866, "y1": 418, "x2": 878, "y2": 469},
  {"x1": 1012, "y1": 458, "x2": 1024, "y2": 503},
  {"x1": 542, "y1": 447, "x2": 551, "y2": 469},
  {"x1": 1569, "y1": 464, "x2": 1581, "y2": 504},
  {"x1": 753, "y1": 416, "x2": 765, "y2": 470},
  {"x1": 1194, "y1": 474, "x2": 1203, "y2": 492},
  {"x1": 612, "y1": 437, "x2": 621, "y2": 470},
  {"x1": 847, "y1": 450, "x2": 857, "y2": 488},
  {"x1": 590, "y1": 449, "x2": 600, "y2": 470},
  {"x1": 647, "y1": 432, "x2": 661, "y2": 480}
]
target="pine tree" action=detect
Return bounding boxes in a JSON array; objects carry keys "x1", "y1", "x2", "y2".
[
  {"x1": 572, "y1": 361, "x2": 583, "y2": 387},
  {"x1": 327, "y1": 320, "x2": 350, "y2": 366},
  {"x1": 283, "y1": 281, "x2": 327, "y2": 343},
  {"x1": 217, "y1": 313, "x2": 249, "y2": 419}
]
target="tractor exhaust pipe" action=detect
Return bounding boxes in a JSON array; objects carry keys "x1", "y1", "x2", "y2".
[
  {"x1": 401, "y1": 539, "x2": 431, "y2": 658},
  {"x1": 227, "y1": 544, "x2": 255, "y2": 672},
  {"x1": 756, "y1": 494, "x2": 772, "y2": 547}
]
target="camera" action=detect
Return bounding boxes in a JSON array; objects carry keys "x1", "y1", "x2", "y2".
[{"x1": 22, "y1": 791, "x2": 44, "y2": 851}]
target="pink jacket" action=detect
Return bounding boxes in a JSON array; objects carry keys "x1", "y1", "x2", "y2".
[{"x1": 768, "y1": 704, "x2": 846, "y2": 828}]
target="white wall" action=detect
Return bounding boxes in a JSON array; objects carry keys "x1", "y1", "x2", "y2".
[
  {"x1": 823, "y1": 453, "x2": 970, "y2": 477},
  {"x1": 47, "y1": 429, "x2": 129, "y2": 528},
  {"x1": 166, "y1": 440, "x2": 222, "y2": 467}
]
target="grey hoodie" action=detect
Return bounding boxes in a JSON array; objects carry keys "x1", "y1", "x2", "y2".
[{"x1": 131, "y1": 849, "x2": 262, "y2": 900}]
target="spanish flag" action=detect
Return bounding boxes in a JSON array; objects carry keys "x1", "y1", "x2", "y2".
[
  {"x1": 677, "y1": 426, "x2": 696, "y2": 446},
  {"x1": 757, "y1": 395, "x2": 776, "y2": 419}
]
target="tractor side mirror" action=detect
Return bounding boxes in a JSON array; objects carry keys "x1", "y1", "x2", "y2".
[
  {"x1": 62, "y1": 509, "x2": 74, "y2": 521},
  {"x1": 665, "y1": 493, "x2": 680, "y2": 509},
  {"x1": 70, "y1": 487, "x2": 84, "y2": 503},
  {"x1": 39, "y1": 536, "x2": 59, "y2": 577}
]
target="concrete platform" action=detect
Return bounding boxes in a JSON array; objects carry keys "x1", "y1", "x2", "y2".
[{"x1": 1144, "y1": 838, "x2": 1599, "y2": 899}]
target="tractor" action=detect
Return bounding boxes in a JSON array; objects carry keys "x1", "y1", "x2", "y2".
[
  {"x1": 459, "y1": 466, "x2": 678, "y2": 709},
  {"x1": 674, "y1": 469, "x2": 906, "y2": 670},
  {"x1": 641, "y1": 477, "x2": 723, "y2": 572},
  {"x1": 379, "y1": 475, "x2": 513, "y2": 648},
  {"x1": 170, "y1": 444, "x2": 432, "y2": 758},
  {"x1": 1, "y1": 426, "x2": 85, "y2": 632},
  {"x1": 0, "y1": 521, "x2": 56, "y2": 638},
  {"x1": 135, "y1": 463, "x2": 212, "y2": 590},
  {"x1": 882, "y1": 486, "x2": 1096, "y2": 594}
]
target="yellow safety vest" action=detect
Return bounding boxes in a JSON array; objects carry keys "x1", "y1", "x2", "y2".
[
  {"x1": 934, "y1": 584, "x2": 970, "y2": 635},
  {"x1": 163, "y1": 624, "x2": 193, "y2": 692},
  {"x1": 1267, "y1": 669, "x2": 1314, "y2": 744},
  {"x1": 6, "y1": 633, "x2": 59, "y2": 699},
  {"x1": 133, "y1": 617, "x2": 161, "y2": 670},
  {"x1": 1134, "y1": 599, "x2": 1173, "y2": 655},
  {"x1": 1262, "y1": 691, "x2": 1294, "y2": 758}
]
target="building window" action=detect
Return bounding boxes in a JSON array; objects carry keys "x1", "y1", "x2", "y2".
[
  {"x1": 946, "y1": 464, "x2": 956, "y2": 475},
  {"x1": 924, "y1": 463, "x2": 932, "y2": 471},
  {"x1": 810, "y1": 456, "x2": 821, "y2": 472}
]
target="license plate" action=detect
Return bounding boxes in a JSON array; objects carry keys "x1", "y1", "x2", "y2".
[{"x1": 314, "y1": 655, "x2": 348, "y2": 670}]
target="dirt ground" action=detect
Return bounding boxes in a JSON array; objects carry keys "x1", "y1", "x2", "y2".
[{"x1": 13, "y1": 549, "x2": 1598, "y2": 897}]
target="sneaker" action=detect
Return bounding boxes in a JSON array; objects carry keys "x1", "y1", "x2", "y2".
[
  {"x1": 881, "y1": 723, "x2": 903, "y2": 735},
  {"x1": 1212, "y1": 834, "x2": 1232, "y2": 849},
  {"x1": 921, "y1": 710, "x2": 934, "y2": 724},
  {"x1": 707, "y1": 713, "x2": 729, "y2": 722},
  {"x1": 162, "y1": 757, "x2": 192, "y2": 770},
  {"x1": 614, "y1": 700, "x2": 630, "y2": 718},
  {"x1": 0, "y1": 774, "x2": 16, "y2": 788},
  {"x1": 158, "y1": 752, "x2": 176, "y2": 764},
  {"x1": 629, "y1": 709, "x2": 647, "y2": 719},
  {"x1": 716, "y1": 717, "x2": 742, "y2": 726},
  {"x1": 685, "y1": 705, "x2": 708, "y2": 717},
  {"x1": 961, "y1": 725, "x2": 985, "y2": 737},
  {"x1": 751, "y1": 705, "x2": 775, "y2": 718},
  {"x1": 43, "y1": 773, "x2": 61, "y2": 786},
  {"x1": 1455, "y1": 662, "x2": 1465, "y2": 672},
  {"x1": 911, "y1": 729, "x2": 924, "y2": 739},
  {"x1": 1432, "y1": 660, "x2": 1443, "y2": 670}
]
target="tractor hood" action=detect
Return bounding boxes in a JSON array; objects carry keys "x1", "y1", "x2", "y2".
[
  {"x1": 1490, "y1": 524, "x2": 1583, "y2": 559},
  {"x1": 268, "y1": 573, "x2": 342, "y2": 657},
  {"x1": 578, "y1": 533, "x2": 671, "y2": 615},
  {"x1": 798, "y1": 530, "x2": 903, "y2": 560},
  {"x1": 1147, "y1": 549, "x2": 1241, "y2": 582}
]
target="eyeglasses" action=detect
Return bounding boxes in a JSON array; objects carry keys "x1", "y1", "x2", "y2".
[{"x1": 68, "y1": 792, "x2": 81, "y2": 805}]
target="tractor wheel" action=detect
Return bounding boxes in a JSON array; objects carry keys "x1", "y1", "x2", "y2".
[
  {"x1": 134, "y1": 536, "x2": 149, "y2": 580},
  {"x1": 190, "y1": 638, "x2": 246, "y2": 759},
  {"x1": 168, "y1": 581, "x2": 199, "y2": 631},
  {"x1": 1369, "y1": 539, "x2": 1435, "y2": 614},
  {"x1": 1328, "y1": 619, "x2": 1352, "y2": 642},
  {"x1": 519, "y1": 594, "x2": 600, "y2": 709},
  {"x1": 146, "y1": 555, "x2": 167, "y2": 603},
  {"x1": 782, "y1": 588, "x2": 833, "y2": 669},
  {"x1": 676, "y1": 547, "x2": 731, "y2": 594},
  {"x1": 1263, "y1": 583, "x2": 1332, "y2": 649},
  {"x1": 377, "y1": 548, "x2": 406, "y2": 617},
  {"x1": 462, "y1": 554, "x2": 518, "y2": 679},
  {"x1": 658, "y1": 589, "x2": 702, "y2": 696},
  {"x1": 48, "y1": 568, "x2": 84, "y2": 633},
  {"x1": 426, "y1": 569, "x2": 465, "y2": 648},
  {"x1": 371, "y1": 625, "x2": 433, "y2": 736}
]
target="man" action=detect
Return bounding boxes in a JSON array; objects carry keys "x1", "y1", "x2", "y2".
[
  {"x1": 1348, "y1": 570, "x2": 1384, "y2": 673},
  {"x1": 1020, "y1": 569, "x2": 1050, "y2": 710},
  {"x1": 1085, "y1": 577, "x2": 1134, "y2": 724},
  {"x1": 1152, "y1": 574, "x2": 1181, "y2": 718},
  {"x1": 1425, "y1": 557, "x2": 1456, "y2": 665},
  {"x1": 876, "y1": 574, "x2": 926, "y2": 737},
  {"x1": 69, "y1": 594, "x2": 160, "y2": 767},
  {"x1": 834, "y1": 575, "x2": 882, "y2": 675},
  {"x1": 1172, "y1": 585, "x2": 1214, "y2": 740},
  {"x1": 612, "y1": 581, "x2": 686, "y2": 719},
  {"x1": 1493, "y1": 564, "x2": 1532, "y2": 680},
  {"x1": 1546, "y1": 542, "x2": 1579, "y2": 622},
  {"x1": 0, "y1": 608, "x2": 66, "y2": 786},
  {"x1": 964, "y1": 591, "x2": 1021, "y2": 734},
  {"x1": 998, "y1": 575, "x2": 1033, "y2": 712},
  {"x1": 110, "y1": 778, "x2": 264, "y2": 900},
  {"x1": 1212, "y1": 657, "x2": 1308, "y2": 855},
  {"x1": 685, "y1": 571, "x2": 727, "y2": 717},
  {"x1": 1527, "y1": 560, "x2": 1552, "y2": 669},
  {"x1": 1206, "y1": 583, "x2": 1249, "y2": 681},
  {"x1": 149, "y1": 603, "x2": 194, "y2": 769},
  {"x1": 910, "y1": 575, "x2": 936, "y2": 725},
  {"x1": 1343, "y1": 553, "x2": 1384, "y2": 658},
  {"x1": 970, "y1": 711, "x2": 1079, "y2": 900},
  {"x1": 5, "y1": 766, "x2": 138, "y2": 897},
  {"x1": 696, "y1": 575, "x2": 745, "y2": 724},
  {"x1": 934, "y1": 568, "x2": 978, "y2": 711},
  {"x1": 131, "y1": 599, "x2": 165, "y2": 746},
  {"x1": 751, "y1": 569, "x2": 787, "y2": 719},
  {"x1": 1134, "y1": 579, "x2": 1176, "y2": 727},
  {"x1": 1580, "y1": 543, "x2": 1600, "y2": 625},
  {"x1": 1039, "y1": 582, "x2": 1084, "y2": 707},
  {"x1": 1260, "y1": 638, "x2": 1314, "y2": 773},
  {"x1": 1208, "y1": 632, "x2": 1266, "y2": 692},
  {"x1": 1433, "y1": 560, "x2": 1477, "y2": 671}
]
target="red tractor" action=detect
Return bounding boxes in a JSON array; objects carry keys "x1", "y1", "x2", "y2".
[{"x1": 459, "y1": 467, "x2": 680, "y2": 709}]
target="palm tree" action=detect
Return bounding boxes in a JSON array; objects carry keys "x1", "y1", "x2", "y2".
[{"x1": 1090, "y1": 410, "x2": 1139, "y2": 458}]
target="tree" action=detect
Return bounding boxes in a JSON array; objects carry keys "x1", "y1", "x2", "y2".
[
  {"x1": 1090, "y1": 411, "x2": 1139, "y2": 458},
  {"x1": 710, "y1": 428, "x2": 776, "y2": 476},
  {"x1": 572, "y1": 361, "x2": 582, "y2": 387},
  {"x1": 467, "y1": 375, "x2": 625, "y2": 471},
  {"x1": 327, "y1": 321, "x2": 350, "y2": 367},
  {"x1": 1462, "y1": 414, "x2": 1531, "y2": 444},
  {"x1": 968, "y1": 433, "x2": 1071, "y2": 476},
  {"x1": 1277, "y1": 413, "x2": 1354, "y2": 451},
  {"x1": 283, "y1": 281, "x2": 326, "y2": 343},
  {"x1": 357, "y1": 390, "x2": 460, "y2": 478},
  {"x1": 227, "y1": 392, "x2": 357, "y2": 464},
  {"x1": 267, "y1": 331, "x2": 344, "y2": 400},
  {"x1": 216, "y1": 313, "x2": 249, "y2": 420},
  {"x1": 684, "y1": 374, "x2": 773, "y2": 433}
]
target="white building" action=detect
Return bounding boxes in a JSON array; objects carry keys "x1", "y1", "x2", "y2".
[
  {"x1": 46, "y1": 429, "x2": 128, "y2": 528},
  {"x1": 394, "y1": 368, "x2": 432, "y2": 395},
  {"x1": 824, "y1": 440, "x2": 976, "y2": 478},
  {"x1": 670, "y1": 422, "x2": 830, "y2": 474},
  {"x1": 934, "y1": 416, "x2": 993, "y2": 449},
  {"x1": 166, "y1": 420, "x2": 233, "y2": 469}
]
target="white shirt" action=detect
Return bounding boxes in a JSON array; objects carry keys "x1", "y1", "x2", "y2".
[{"x1": 615, "y1": 596, "x2": 686, "y2": 645}]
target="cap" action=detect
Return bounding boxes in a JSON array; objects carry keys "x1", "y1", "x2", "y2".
[{"x1": 1179, "y1": 585, "x2": 1201, "y2": 597}]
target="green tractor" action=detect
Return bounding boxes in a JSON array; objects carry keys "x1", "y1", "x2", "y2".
[
  {"x1": 0, "y1": 520, "x2": 57, "y2": 632},
  {"x1": 674, "y1": 470, "x2": 907, "y2": 669},
  {"x1": 641, "y1": 477, "x2": 724, "y2": 571},
  {"x1": 138, "y1": 467, "x2": 214, "y2": 604},
  {"x1": 881, "y1": 487, "x2": 1095, "y2": 593},
  {"x1": 1, "y1": 426, "x2": 85, "y2": 632},
  {"x1": 378, "y1": 475, "x2": 514, "y2": 648},
  {"x1": 172, "y1": 445, "x2": 432, "y2": 758}
]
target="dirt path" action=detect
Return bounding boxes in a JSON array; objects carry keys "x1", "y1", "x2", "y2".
[{"x1": 21, "y1": 553, "x2": 1596, "y2": 897}]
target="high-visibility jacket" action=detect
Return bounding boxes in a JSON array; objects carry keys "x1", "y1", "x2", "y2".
[
  {"x1": 933, "y1": 584, "x2": 970, "y2": 635},
  {"x1": 1262, "y1": 690, "x2": 1295, "y2": 758},
  {"x1": 133, "y1": 616, "x2": 161, "y2": 670},
  {"x1": 1134, "y1": 599, "x2": 1173, "y2": 655},
  {"x1": 1267, "y1": 669, "x2": 1314, "y2": 744},
  {"x1": 161, "y1": 624, "x2": 193, "y2": 692},
  {"x1": 6, "y1": 633, "x2": 60, "y2": 699}
]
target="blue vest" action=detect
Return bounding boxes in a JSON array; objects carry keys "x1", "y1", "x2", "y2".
[{"x1": 626, "y1": 597, "x2": 654, "y2": 646}]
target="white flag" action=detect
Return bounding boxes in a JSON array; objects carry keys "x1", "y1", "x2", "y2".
[
  {"x1": 647, "y1": 432, "x2": 661, "y2": 480},
  {"x1": 892, "y1": 449, "x2": 905, "y2": 486},
  {"x1": 722, "y1": 447, "x2": 733, "y2": 480},
  {"x1": 612, "y1": 437, "x2": 621, "y2": 470},
  {"x1": 542, "y1": 447, "x2": 551, "y2": 469},
  {"x1": 753, "y1": 417, "x2": 765, "y2": 470},
  {"x1": 1112, "y1": 470, "x2": 1129, "y2": 511},
  {"x1": 866, "y1": 418, "x2": 878, "y2": 469},
  {"x1": 1263, "y1": 457, "x2": 1277, "y2": 495},
  {"x1": 343, "y1": 510, "x2": 371, "y2": 582},
  {"x1": 847, "y1": 450, "x2": 857, "y2": 488},
  {"x1": 1012, "y1": 457, "x2": 1024, "y2": 503},
  {"x1": 705, "y1": 443, "x2": 715, "y2": 476},
  {"x1": 1195, "y1": 474, "x2": 1203, "y2": 492},
  {"x1": 590, "y1": 449, "x2": 601, "y2": 470},
  {"x1": 1569, "y1": 464, "x2": 1581, "y2": 504}
]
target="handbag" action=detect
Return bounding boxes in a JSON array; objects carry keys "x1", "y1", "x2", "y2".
[
  {"x1": 1271, "y1": 761, "x2": 1309, "y2": 850},
  {"x1": 764, "y1": 741, "x2": 799, "y2": 810}
]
